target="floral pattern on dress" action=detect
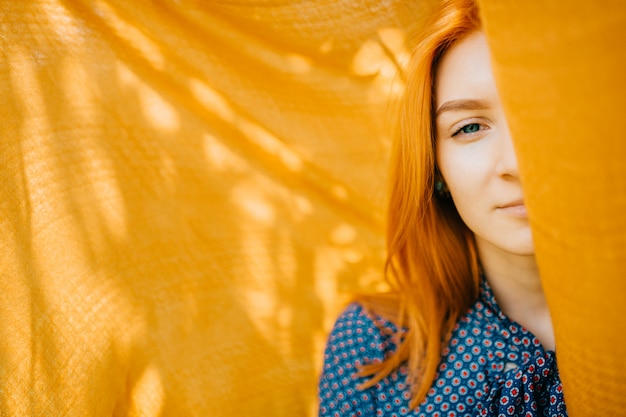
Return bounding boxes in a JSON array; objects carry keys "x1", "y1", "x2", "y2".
[{"x1": 319, "y1": 280, "x2": 566, "y2": 416}]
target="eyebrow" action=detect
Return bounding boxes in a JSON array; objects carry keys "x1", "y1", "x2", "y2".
[{"x1": 436, "y1": 99, "x2": 490, "y2": 118}]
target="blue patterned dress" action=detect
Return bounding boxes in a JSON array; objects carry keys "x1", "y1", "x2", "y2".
[{"x1": 318, "y1": 280, "x2": 567, "y2": 416}]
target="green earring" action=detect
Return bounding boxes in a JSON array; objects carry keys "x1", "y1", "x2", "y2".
[{"x1": 435, "y1": 180, "x2": 450, "y2": 198}]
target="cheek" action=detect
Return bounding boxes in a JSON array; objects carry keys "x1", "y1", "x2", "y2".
[
  {"x1": 438, "y1": 146, "x2": 485, "y2": 193},
  {"x1": 447, "y1": 179, "x2": 479, "y2": 224},
  {"x1": 437, "y1": 145, "x2": 491, "y2": 216},
  {"x1": 443, "y1": 173, "x2": 485, "y2": 239},
  {"x1": 446, "y1": 168, "x2": 483, "y2": 198}
]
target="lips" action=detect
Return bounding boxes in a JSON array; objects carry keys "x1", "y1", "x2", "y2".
[
  {"x1": 497, "y1": 201, "x2": 528, "y2": 217},
  {"x1": 499, "y1": 199, "x2": 524, "y2": 208}
]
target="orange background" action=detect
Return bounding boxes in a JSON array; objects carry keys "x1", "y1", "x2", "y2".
[
  {"x1": 1, "y1": 1, "x2": 624, "y2": 415},
  {"x1": 1, "y1": 1, "x2": 429, "y2": 415}
]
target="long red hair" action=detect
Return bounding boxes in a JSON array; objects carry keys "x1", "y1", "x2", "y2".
[{"x1": 358, "y1": 0, "x2": 482, "y2": 409}]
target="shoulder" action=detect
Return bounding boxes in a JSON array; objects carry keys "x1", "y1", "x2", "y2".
[
  {"x1": 319, "y1": 303, "x2": 401, "y2": 417},
  {"x1": 323, "y1": 302, "x2": 399, "y2": 367}
]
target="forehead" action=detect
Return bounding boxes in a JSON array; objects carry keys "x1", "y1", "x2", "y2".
[{"x1": 435, "y1": 31, "x2": 498, "y2": 108}]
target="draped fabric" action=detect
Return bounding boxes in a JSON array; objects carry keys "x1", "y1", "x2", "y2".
[
  {"x1": 479, "y1": 1, "x2": 626, "y2": 415},
  {"x1": 1, "y1": 1, "x2": 431, "y2": 415},
  {"x1": 1, "y1": 1, "x2": 625, "y2": 416}
]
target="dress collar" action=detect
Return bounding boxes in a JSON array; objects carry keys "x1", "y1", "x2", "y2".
[{"x1": 477, "y1": 277, "x2": 548, "y2": 354}]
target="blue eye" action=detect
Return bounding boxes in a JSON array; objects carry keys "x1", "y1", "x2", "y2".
[
  {"x1": 462, "y1": 123, "x2": 479, "y2": 133},
  {"x1": 453, "y1": 123, "x2": 480, "y2": 136}
]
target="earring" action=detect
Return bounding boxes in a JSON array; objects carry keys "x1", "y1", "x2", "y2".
[{"x1": 435, "y1": 179, "x2": 451, "y2": 198}]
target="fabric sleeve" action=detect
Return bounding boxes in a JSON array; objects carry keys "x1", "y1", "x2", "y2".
[{"x1": 318, "y1": 303, "x2": 391, "y2": 417}]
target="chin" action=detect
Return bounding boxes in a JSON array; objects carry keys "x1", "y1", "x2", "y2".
[
  {"x1": 507, "y1": 238, "x2": 535, "y2": 256},
  {"x1": 509, "y1": 227, "x2": 535, "y2": 255},
  {"x1": 515, "y1": 247, "x2": 535, "y2": 257}
]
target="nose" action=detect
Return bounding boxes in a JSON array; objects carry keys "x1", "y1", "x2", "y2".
[{"x1": 495, "y1": 117, "x2": 520, "y2": 179}]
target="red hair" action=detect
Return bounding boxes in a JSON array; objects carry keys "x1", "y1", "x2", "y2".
[{"x1": 358, "y1": 0, "x2": 482, "y2": 409}]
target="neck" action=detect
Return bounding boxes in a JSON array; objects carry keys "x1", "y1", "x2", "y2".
[{"x1": 476, "y1": 239, "x2": 555, "y2": 351}]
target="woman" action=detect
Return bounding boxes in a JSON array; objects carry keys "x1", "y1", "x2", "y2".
[{"x1": 318, "y1": 0, "x2": 567, "y2": 415}]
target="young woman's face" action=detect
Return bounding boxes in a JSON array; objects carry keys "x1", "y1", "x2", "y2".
[{"x1": 435, "y1": 31, "x2": 534, "y2": 256}]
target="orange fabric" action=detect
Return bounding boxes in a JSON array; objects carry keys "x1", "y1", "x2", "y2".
[
  {"x1": 0, "y1": 0, "x2": 433, "y2": 415},
  {"x1": 3, "y1": 0, "x2": 624, "y2": 415},
  {"x1": 479, "y1": 1, "x2": 626, "y2": 415}
]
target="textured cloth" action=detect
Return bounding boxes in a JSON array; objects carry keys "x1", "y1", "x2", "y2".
[
  {"x1": 319, "y1": 280, "x2": 566, "y2": 416},
  {"x1": 1, "y1": 0, "x2": 625, "y2": 415},
  {"x1": 1, "y1": 1, "x2": 430, "y2": 415},
  {"x1": 478, "y1": 2, "x2": 626, "y2": 413}
]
